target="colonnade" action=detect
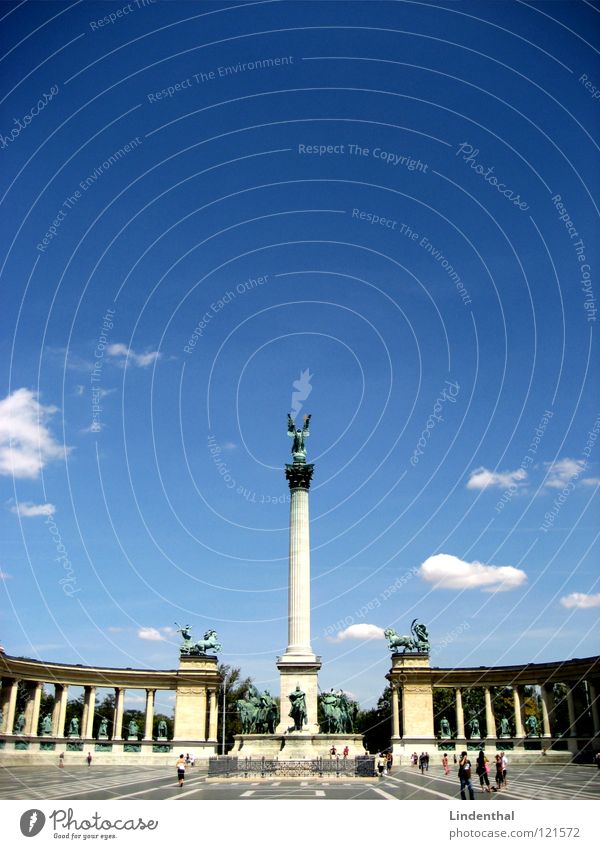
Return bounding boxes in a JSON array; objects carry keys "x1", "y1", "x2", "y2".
[
  {"x1": 387, "y1": 654, "x2": 600, "y2": 756},
  {"x1": 0, "y1": 679, "x2": 218, "y2": 742},
  {"x1": 0, "y1": 652, "x2": 222, "y2": 761},
  {"x1": 389, "y1": 680, "x2": 600, "y2": 740}
]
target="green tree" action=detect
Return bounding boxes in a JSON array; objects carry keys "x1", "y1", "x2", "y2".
[
  {"x1": 433, "y1": 687, "x2": 456, "y2": 736},
  {"x1": 493, "y1": 687, "x2": 515, "y2": 735},
  {"x1": 217, "y1": 664, "x2": 254, "y2": 754},
  {"x1": 356, "y1": 686, "x2": 390, "y2": 753}
]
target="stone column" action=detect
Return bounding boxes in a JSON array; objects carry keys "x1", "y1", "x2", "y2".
[
  {"x1": 287, "y1": 487, "x2": 312, "y2": 655},
  {"x1": 540, "y1": 684, "x2": 554, "y2": 738},
  {"x1": 82, "y1": 686, "x2": 96, "y2": 738},
  {"x1": 484, "y1": 687, "x2": 496, "y2": 738},
  {"x1": 24, "y1": 682, "x2": 43, "y2": 736},
  {"x1": 2, "y1": 678, "x2": 18, "y2": 734},
  {"x1": 113, "y1": 687, "x2": 125, "y2": 740},
  {"x1": 197, "y1": 688, "x2": 207, "y2": 741},
  {"x1": 143, "y1": 689, "x2": 156, "y2": 741},
  {"x1": 391, "y1": 684, "x2": 400, "y2": 738},
  {"x1": 52, "y1": 685, "x2": 64, "y2": 736},
  {"x1": 56, "y1": 684, "x2": 69, "y2": 737},
  {"x1": 455, "y1": 688, "x2": 465, "y2": 737},
  {"x1": 566, "y1": 684, "x2": 577, "y2": 736},
  {"x1": 588, "y1": 681, "x2": 600, "y2": 736},
  {"x1": 513, "y1": 687, "x2": 524, "y2": 737},
  {"x1": 276, "y1": 460, "x2": 321, "y2": 735},
  {"x1": 208, "y1": 689, "x2": 218, "y2": 741}
]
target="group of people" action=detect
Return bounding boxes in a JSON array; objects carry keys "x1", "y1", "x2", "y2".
[
  {"x1": 376, "y1": 751, "x2": 393, "y2": 775},
  {"x1": 410, "y1": 751, "x2": 430, "y2": 772},
  {"x1": 456, "y1": 750, "x2": 509, "y2": 799},
  {"x1": 329, "y1": 745, "x2": 350, "y2": 759}
]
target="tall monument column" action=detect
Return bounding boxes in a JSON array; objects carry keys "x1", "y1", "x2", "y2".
[{"x1": 276, "y1": 414, "x2": 321, "y2": 735}]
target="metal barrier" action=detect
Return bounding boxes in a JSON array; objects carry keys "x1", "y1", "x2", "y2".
[{"x1": 208, "y1": 755, "x2": 375, "y2": 778}]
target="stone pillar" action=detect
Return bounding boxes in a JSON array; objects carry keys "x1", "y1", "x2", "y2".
[
  {"x1": 113, "y1": 687, "x2": 125, "y2": 740},
  {"x1": 391, "y1": 684, "x2": 400, "y2": 738},
  {"x1": 513, "y1": 687, "x2": 524, "y2": 737},
  {"x1": 588, "y1": 681, "x2": 600, "y2": 736},
  {"x1": 56, "y1": 684, "x2": 69, "y2": 737},
  {"x1": 25, "y1": 682, "x2": 43, "y2": 736},
  {"x1": 51, "y1": 685, "x2": 64, "y2": 736},
  {"x1": 287, "y1": 487, "x2": 312, "y2": 655},
  {"x1": 143, "y1": 689, "x2": 156, "y2": 741},
  {"x1": 82, "y1": 686, "x2": 96, "y2": 738},
  {"x1": 276, "y1": 461, "x2": 321, "y2": 735},
  {"x1": 1, "y1": 678, "x2": 18, "y2": 734},
  {"x1": 484, "y1": 687, "x2": 496, "y2": 738},
  {"x1": 566, "y1": 684, "x2": 577, "y2": 736},
  {"x1": 208, "y1": 689, "x2": 218, "y2": 741},
  {"x1": 455, "y1": 688, "x2": 465, "y2": 737},
  {"x1": 540, "y1": 684, "x2": 554, "y2": 738}
]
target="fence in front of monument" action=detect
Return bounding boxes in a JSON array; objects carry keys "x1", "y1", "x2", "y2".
[{"x1": 208, "y1": 755, "x2": 376, "y2": 778}]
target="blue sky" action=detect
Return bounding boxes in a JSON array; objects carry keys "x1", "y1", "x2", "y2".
[{"x1": 0, "y1": 0, "x2": 598, "y2": 711}]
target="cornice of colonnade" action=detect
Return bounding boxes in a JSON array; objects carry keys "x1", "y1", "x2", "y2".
[
  {"x1": 388, "y1": 654, "x2": 600, "y2": 687},
  {"x1": 0, "y1": 653, "x2": 223, "y2": 689}
]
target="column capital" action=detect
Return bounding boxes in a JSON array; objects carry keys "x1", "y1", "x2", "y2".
[{"x1": 285, "y1": 463, "x2": 314, "y2": 490}]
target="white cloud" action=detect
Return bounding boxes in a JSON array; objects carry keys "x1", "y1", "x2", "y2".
[
  {"x1": 0, "y1": 388, "x2": 67, "y2": 478},
  {"x1": 544, "y1": 458, "x2": 585, "y2": 489},
  {"x1": 0, "y1": 570, "x2": 11, "y2": 579},
  {"x1": 560, "y1": 592, "x2": 600, "y2": 610},
  {"x1": 329, "y1": 623, "x2": 386, "y2": 643},
  {"x1": 11, "y1": 501, "x2": 56, "y2": 518},
  {"x1": 419, "y1": 553, "x2": 527, "y2": 593},
  {"x1": 466, "y1": 466, "x2": 527, "y2": 491},
  {"x1": 137, "y1": 627, "x2": 165, "y2": 642},
  {"x1": 107, "y1": 343, "x2": 160, "y2": 368},
  {"x1": 581, "y1": 477, "x2": 600, "y2": 487}
]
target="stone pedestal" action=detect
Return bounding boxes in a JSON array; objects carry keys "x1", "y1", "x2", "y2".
[
  {"x1": 173, "y1": 655, "x2": 220, "y2": 746},
  {"x1": 387, "y1": 652, "x2": 435, "y2": 752},
  {"x1": 234, "y1": 733, "x2": 365, "y2": 759},
  {"x1": 275, "y1": 656, "x2": 322, "y2": 735}
]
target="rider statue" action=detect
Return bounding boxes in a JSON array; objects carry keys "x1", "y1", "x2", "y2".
[{"x1": 175, "y1": 624, "x2": 222, "y2": 656}]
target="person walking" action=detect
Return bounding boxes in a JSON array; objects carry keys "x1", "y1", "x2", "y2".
[
  {"x1": 86, "y1": 752, "x2": 92, "y2": 767},
  {"x1": 501, "y1": 753, "x2": 508, "y2": 788},
  {"x1": 424, "y1": 752, "x2": 429, "y2": 771},
  {"x1": 58, "y1": 752, "x2": 64, "y2": 769},
  {"x1": 386, "y1": 751, "x2": 393, "y2": 774},
  {"x1": 176, "y1": 753, "x2": 186, "y2": 787},
  {"x1": 458, "y1": 751, "x2": 475, "y2": 800},
  {"x1": 343, "y1": 745, "x2": 349, "y2": 759},
  {"x1": 476, "y1": 750, "x2": 490, "y2": 792},
  {"x1": 442, "y1": 753, "x2": 450, "y2": 775},
  {"x1": 494, "y1": 754, "x2": 504, "y2": 790},
  {"x1": 377, "y1": 754, "x2": 386, "y2": 776},
  {"x1": 419, "y1": 752, "x2": 425, "y2": 773}
]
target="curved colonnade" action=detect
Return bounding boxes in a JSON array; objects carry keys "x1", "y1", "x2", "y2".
[
  {"x1": 388, "y1": 653, "x2": 600, "y2": 761},
  {"x1": 0, "y1": 652, "x2": 221, "y2": 765}
]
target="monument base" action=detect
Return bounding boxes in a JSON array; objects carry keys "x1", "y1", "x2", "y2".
[
  {"x1": 275, "y1": 655, "x2": 322, "y2": 735},
  {"x1": 233, "y1": 733, "x2": 365, "y2": 760}
]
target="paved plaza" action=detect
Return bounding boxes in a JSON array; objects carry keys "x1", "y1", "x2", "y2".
[{"x1": 1, "y1": 763, "x2": 598, "y2": 801}]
